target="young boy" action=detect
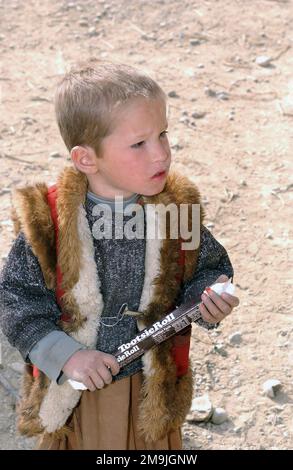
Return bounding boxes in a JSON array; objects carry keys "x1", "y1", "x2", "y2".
[{"x1": 0, "y1": 61, "x2": 239, "y2": 450}]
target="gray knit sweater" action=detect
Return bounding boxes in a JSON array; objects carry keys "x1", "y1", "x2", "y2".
[{"x1": 0, "y1": 192, "x2": 234, "y2": 384}]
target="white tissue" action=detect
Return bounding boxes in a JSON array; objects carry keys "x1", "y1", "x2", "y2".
[
  {"x1": 205, "y1": 278, "x2": 235, "y2": 296},
  {"x1": 68, "y1": 379, "x2": 87, "y2": 391}
]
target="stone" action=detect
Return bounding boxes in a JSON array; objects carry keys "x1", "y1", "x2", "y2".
[
  {"x1": 88, "y1": 27, "x2": 98, "y2": 37},
  {"x1": 213, "y1": 343, "x2": 228, "y2": 357},
  {"x1": 211, "y1": 407, "x2": 228, "y2": 425},
  {"x1": 79, "y1": 20, "x2": 89, "y2": 27},
  {"x1": 263, "y1": 379, "x2": 282, "y2": 398},
  {"x1": 216, "y1": 91, "x2": 229, "y2": 101},
  {"x1": 168, "y1": 90, "x2": 179, "y2": 98},
  {"x1": 229, "y1": 332, "x2": 242, "y2": 345},
  {"x1": 191, "y1": 111, "x2": 206, "y2": 119},
  {"x1": 0, "y1": 188, "x2": 11, "y2": 195},
  {"x1": 264, "y1": 229, "x2": 274, "y2": 239},
  {"x1": 255, "y1": 55, "x2": 272, "y2": 67},
  {"x1": 49, "y1": 151, "x2": 62, "y2": 159},
  {"x1": 190, "y1": 38, "x2": 201, "y2": 46},
  {"x1": 186, "y1": 394, "x2": 213, "y2": 422}
]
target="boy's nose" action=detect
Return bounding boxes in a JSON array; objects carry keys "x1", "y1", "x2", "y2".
[{"x1": 152, "y1": 142, "x2": 170, "y2": 163}]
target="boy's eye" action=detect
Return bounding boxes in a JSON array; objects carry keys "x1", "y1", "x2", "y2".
[
  {"x1": 131, "y1": 131, "x2": 168, "y2": 149},
  {"x1": 131, "y1": 141, "x2": 145, "y2": 149}
]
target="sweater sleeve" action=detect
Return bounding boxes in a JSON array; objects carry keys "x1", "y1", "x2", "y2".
[
  {"x1": 0, "y1": 232, "x2": 63, "y2": 361},
  {"x1": 29, "y1": 330, "x2": 86, "y2": 383},
  {"x1": 179, "y1": 226, "x2": 234, "y2": 329}
]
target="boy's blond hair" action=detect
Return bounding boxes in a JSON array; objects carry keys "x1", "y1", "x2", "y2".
[{"x1": 55, "y1": 59, "x2": 166, "y2": 157}]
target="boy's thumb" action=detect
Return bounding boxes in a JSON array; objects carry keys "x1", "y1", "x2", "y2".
[{"x1": 215, "y1": 274, "x2": 229, "y2": 283}]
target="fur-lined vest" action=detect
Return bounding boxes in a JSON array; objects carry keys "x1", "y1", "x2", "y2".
[{"x1": 11, "y1": 167, "x2": 204, "y2": 442}]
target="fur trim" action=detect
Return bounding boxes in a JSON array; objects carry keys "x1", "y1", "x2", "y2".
[
  {"x1": 17, "y1": 367, "x2": 50, "y2": 437},
  {"x1": 39, "y1": 205, "x2": 104, "y2": 433},
  {"x1": 55, "y1": 168, "x2": 88, "y2": 292},
  {"x1": 136, "y1": 170, "x2": 202, "y2": 441},
  {"x1": 11, "y1": 183, "x2": 56, "y2": 290}
]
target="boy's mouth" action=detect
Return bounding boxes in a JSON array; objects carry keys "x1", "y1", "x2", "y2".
[{"x1": 151, "y1": 170, "x2": 167, "y2": 179}]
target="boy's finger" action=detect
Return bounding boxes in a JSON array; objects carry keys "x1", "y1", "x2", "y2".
[
  {"x1": 98, "y1": 366, "x2": 113, "y2": 385},
  {"x1": 215, "y1": 274, "x2": 229, "y2": 283},
  {"x1": 201, "y1": 294, "x2": 225, "y2": 320},
  {"x1": 82, "y1": 375, "x2": 96, "y2": 392},
  {"x1": 90, "y1": 371, "x2": 105, "y2": 390},
  {"x1": 105, "y1": 356, "x2": 120, "y2": 376},
  {"x1": 221, "y1": 292, "x2": 240, "y2": 308},
  {"x1": 204, "y1": 289, "x2": 231, "y2": 316},
  {"x1": 199, "y1": 303, "x2": 218, "y2": 323}
]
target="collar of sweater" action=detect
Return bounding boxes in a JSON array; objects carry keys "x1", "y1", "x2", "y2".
[{"x1": 87, "y1": 190, "x2": 140, "y2": 213}]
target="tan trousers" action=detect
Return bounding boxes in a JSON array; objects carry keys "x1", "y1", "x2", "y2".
[{"x1": 37, "y1": 371, "x2": 182, "y2": 450}]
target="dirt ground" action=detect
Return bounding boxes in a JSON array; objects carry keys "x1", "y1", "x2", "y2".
[{"x1": 0, "y1": 0, "x2": 292, "y2": 450}]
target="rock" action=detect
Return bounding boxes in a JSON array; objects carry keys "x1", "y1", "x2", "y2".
[
  {"x1": 49, "y1": 151, "x2": 62, "y2": 159},
  {"x1": 23, "y1": 116, "x2": 36, "y2": 125},
  {"x1": 213, "y1": 343, "x2": 228, "y2": 357},
  {"x1": 233, "y1": 426, "x2": 243, "y2": 433},
  {"x1": 168, "y1": 90, "x2": 179, "y2": 98},
  {"x1": 170, "y1": 137, "x2": 183, "y2": 151},
  {"x1": 88, "y1": 27, "x2": 98, "y2": 37},
  {"x1": 255, "y1": 55, "x2": 272, "y2": 67},
  {"x1": 191, "y1": 111, "x2": 206, "y2": 119},
  {"x1": 211, "y1": 407, "x2": 228, "y2": 425},
  {"x1": 79, "y1": 20, "x2": 89, "y2": 27},
  {"x1": 265, "y1": 229, "x2": 274, "y2": 239},
  {"x1": 189, "y1": 38, "x2": 201, "y2": 46},
  {"x1": 186, "y1": 394, "x2": 213, "y2": 422},
  {"x1": 30, "y1": 96, "x2": 50, "y2": 102},
  {"x1": 179, "y1": 116, "x2": 189, "y2": 124},
  {"x1": 263, "y1": 379, "x2": 282, "y2": 398},
  {"x1": 205, "y1": 88, "x2": 229, "y2": 100},
  {"x1": 0, "y1": 188, "x2": 11, "y2": 195},
  {"x1": 229, "y1": 332, "x2": 242, "y2": 345},
  {"x1": 204, "y1": 87, "x2": 217, "y2": 97},
  {"x1": 216, "y1": 91, "x2": 229, "y2": 101}
]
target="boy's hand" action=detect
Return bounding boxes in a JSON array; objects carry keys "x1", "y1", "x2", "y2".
[
  {"x1": 199, "y1": 274, "x2": 240, "y2": 324},
  {"x1": 62, "y1": 350, "x2": 120, "y2": 392}
]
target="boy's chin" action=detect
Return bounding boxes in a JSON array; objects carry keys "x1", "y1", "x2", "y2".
[
  {"x1": 139, "y1": 173, "x2": 169, "y2": 197},
  {"x1": 142, "y1": 184, "x2": 167, "y2": 197}
]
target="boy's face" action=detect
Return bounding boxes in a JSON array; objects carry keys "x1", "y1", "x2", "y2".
[{"x1": 89, "y1": 96, "x2": 171, "y2": 198}]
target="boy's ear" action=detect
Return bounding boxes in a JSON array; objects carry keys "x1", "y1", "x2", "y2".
[{"x1": 70, "y1": 146, "x2": 99, "y2": 175}]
